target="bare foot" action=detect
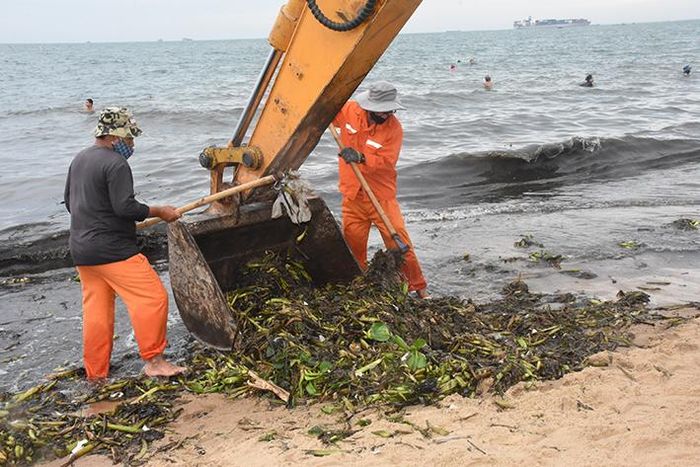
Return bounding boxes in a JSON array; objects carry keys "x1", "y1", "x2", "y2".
[
  {"x1": 415, "y1": 288, "x2": 432, "y2": 299},
  {"x1": 143, "y1": 355, "x2": 187, "y2": 377},
  {"x1": 87, "y1": 376, "x2": 108, "y2": 385}
]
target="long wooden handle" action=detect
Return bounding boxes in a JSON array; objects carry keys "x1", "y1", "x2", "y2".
[
  {"x1": 328, "y1": 124, "x2": 408, "y2": 253},
  {"x1": 137, "y1": 174, "x2": 278, "y2": 229}
]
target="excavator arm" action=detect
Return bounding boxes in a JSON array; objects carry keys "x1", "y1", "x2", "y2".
[
  {"x1": 210, "y1": 0, "x2": 422, "y2": 197},
  {"x1": 169, "y1": 0, "x2": 422, "y2": 349}
]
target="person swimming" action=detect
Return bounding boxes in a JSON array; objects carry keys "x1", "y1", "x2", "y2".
[
  {"x1": 84, "y1": 98, "x2": 94, "y2": 112},
  {"x1": 683, "y1": 65, "x2": 691, "y2": 76},
  {"x1": 450, "y1": 63, "x2": 457, "y2": 72},
  {"x1": 483, "y1": 75, "x2": 493, "y2": 90},
  {"x1": 580, "y1": 74, "x2": 594, "y2": 87}
]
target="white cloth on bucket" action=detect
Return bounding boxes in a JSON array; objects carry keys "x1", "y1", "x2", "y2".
[{"x1": 271, "y1": 173, "x2": 312, "y2": 224}]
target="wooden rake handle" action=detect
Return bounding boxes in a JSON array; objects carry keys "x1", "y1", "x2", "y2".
[
  {"x1": 136, "y1": 174, "x2": 279, "y2": 229},
  {"x1": 328, "y1": 124, "x2": 409, "y2": 254}
]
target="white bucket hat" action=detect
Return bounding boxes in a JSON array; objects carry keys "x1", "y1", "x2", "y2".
[{"x1": 355, "y1": 81, "x2": 406, "y2": 112}]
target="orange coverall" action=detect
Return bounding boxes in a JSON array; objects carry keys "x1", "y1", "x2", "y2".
[{"x1": 333, "y1": 101, "x2": 427, "y2": 292}]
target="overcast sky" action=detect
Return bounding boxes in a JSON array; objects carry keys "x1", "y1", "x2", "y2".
[{"x1": 1, "y1": 0, "x2": 699, "y2": 43}]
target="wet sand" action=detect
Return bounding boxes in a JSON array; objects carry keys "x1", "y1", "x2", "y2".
[{"x1": 43, "y1": 308, "x2": 700, "y2": 467}]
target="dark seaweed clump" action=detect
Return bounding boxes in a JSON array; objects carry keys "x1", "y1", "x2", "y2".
[
  {"x1": 670, "y1": 218, "x2": 699, "y2": 231},
  {"x1": 186, "y1": 250, "x2": 656, "y2": 407},
  {"x1": 0, "y1": 375, "x2": 181, "y2": 466}
]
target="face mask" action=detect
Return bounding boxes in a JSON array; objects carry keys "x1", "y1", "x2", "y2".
[
  {"x1": 112, "y1": 138, "x2": 134, "y2": 159},
  {"x1": 369, "y1": 112, "x2": 389, "y2": 125}
]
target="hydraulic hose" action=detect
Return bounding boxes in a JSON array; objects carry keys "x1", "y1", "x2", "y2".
[{"x1": 305, "y1": 0, "x2": 377, "y2": 31}]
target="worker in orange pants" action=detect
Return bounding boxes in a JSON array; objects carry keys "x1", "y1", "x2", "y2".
[
  {"x1": 65, "y1": 107, "x2": 186, "y2": 379},
  {"x1": 333, "y1": 81, "x2": 429, "y2": 297},
  {"x1": 342, "y1": 194, "x2": 427, "y2": 292},
  {"x1": 77, "y1": 254, "x2": 169, "y2": 379}
]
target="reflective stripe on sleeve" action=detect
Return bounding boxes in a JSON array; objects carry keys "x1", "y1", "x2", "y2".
[{"x1": 366, "y1": 139, "x2": 383, "y2": 149}]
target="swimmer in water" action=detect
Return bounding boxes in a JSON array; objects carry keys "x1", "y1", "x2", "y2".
[
  {"x1": 483, "y1": 75, "x2": 493, "y2": 90},
  {"x1": 683, "y1": 65, "x2": 691, "y2": 76},
  {"x1": 580, "y1": 74, "x2": 594, "y2": 87},
  {"x1": 84, "y1": 98, "x2": 94, "y2": 112}
]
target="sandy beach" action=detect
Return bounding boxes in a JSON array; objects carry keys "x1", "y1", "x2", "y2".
[{"x1": 46, "y1": 306, "x2": 699, "y2": 467}]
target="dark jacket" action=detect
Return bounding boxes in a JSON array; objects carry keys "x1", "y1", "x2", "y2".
[{"x1": 64, "y1": 145, "x2": 150, "y2": 266}]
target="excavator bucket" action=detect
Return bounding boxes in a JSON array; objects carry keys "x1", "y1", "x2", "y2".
[{"x1": 167, "y1": 196, "x2": 360, "y2": 350}]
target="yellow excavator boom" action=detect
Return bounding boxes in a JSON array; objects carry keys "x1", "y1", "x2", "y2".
[{"x1": 212, "y1": 0, "x2": 422, "y2": 196}]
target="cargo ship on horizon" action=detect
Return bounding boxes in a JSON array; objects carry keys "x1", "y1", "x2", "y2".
[{"x1": 514, "y1": 16, "x2": 591, "y2": 29}]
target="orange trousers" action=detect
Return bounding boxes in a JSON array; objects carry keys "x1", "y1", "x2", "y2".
[
  {"x1": 341, "y1": 195, "x2": 427, "y2": 291},
  {"x1": 76, "y1": 253, "x2": 168, "y2": 379}
]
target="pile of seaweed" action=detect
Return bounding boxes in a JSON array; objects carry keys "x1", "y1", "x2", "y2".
[
  {"x1": 0, "y1": 251, "x2": 657, "y2": 465},
  {"x1": 185, "y1": 251, "x2": 654, "y2": 407},
  {"x1": 0, "y1": 374, "x2": 182, "y2": 465}
]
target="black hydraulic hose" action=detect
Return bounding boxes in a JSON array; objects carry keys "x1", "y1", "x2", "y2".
[{"x1": 305, "y1": 0, "x2": 377, "y2": 31}]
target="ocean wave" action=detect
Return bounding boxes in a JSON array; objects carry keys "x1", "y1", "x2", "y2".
[
  {"x1": 134, "y1": 106, "x2": 245, "y2": 119},
  {"x1": 0, "y1": 104, "x2": 246, "y2": 122},
  {"x1": 399, "y1": 135, "x2": 700, "y2": 204},
  {"x1": 402, "y1": 198, "x2": 700, "y2": 224},
  {"x1": 0, "y1": 105, "x2": 77, "y2": 119},
  {"x1": 480, "y1": 136, "x2": 602, "y2": 162}
]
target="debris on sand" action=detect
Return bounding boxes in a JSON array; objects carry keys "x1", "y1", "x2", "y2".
[
  {"x1": 0, "y1": 375, "x2": 181, "y2": 465},
  {"x1": 618, "y1": 240, "x2": 642, "y2": 250},
  {"x1": 187, "y1": 251, "x2": 654, "y2": 406},
  {"x1": 0, "y1": 251, "x2": 663, "y2": 465},
  {"x1": 514, "y1": 235, "x2": 544, "y2": 249},
  {"x1": 528, "y1": 250, "x2": 564, "y2": 268},
  {"x1": 670, "y1": 218, "x2": 699, "y2": 231}
]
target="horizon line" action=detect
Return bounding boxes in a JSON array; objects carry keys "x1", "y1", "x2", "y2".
[{"x1": 1, "y1": 17, "x2": 698, "y2": 46}]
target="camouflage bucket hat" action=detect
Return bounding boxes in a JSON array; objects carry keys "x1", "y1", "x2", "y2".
[{"x1": 93, "y1": 107, "x2": 143, "y2": 138}]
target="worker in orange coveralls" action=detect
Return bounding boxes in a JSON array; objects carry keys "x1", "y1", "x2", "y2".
[
  {"x1": 332, "y1": 81, "x2": 430, "y2": 299},
  {"x1": 64, "y1": 107, "x2": 187, "y2": 380}
]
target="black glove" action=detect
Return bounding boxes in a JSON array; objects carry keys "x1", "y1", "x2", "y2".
[{"x1": 339, "y1": 147, "x2": 365, "y2": 164}]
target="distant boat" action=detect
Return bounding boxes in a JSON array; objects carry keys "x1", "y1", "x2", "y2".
[
  {"x1": 514, "y1": 16, "x2": 591, "y2": 29},
  {"x1": 182, "y1": 37, "x2": 194, "y2": 42}
]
